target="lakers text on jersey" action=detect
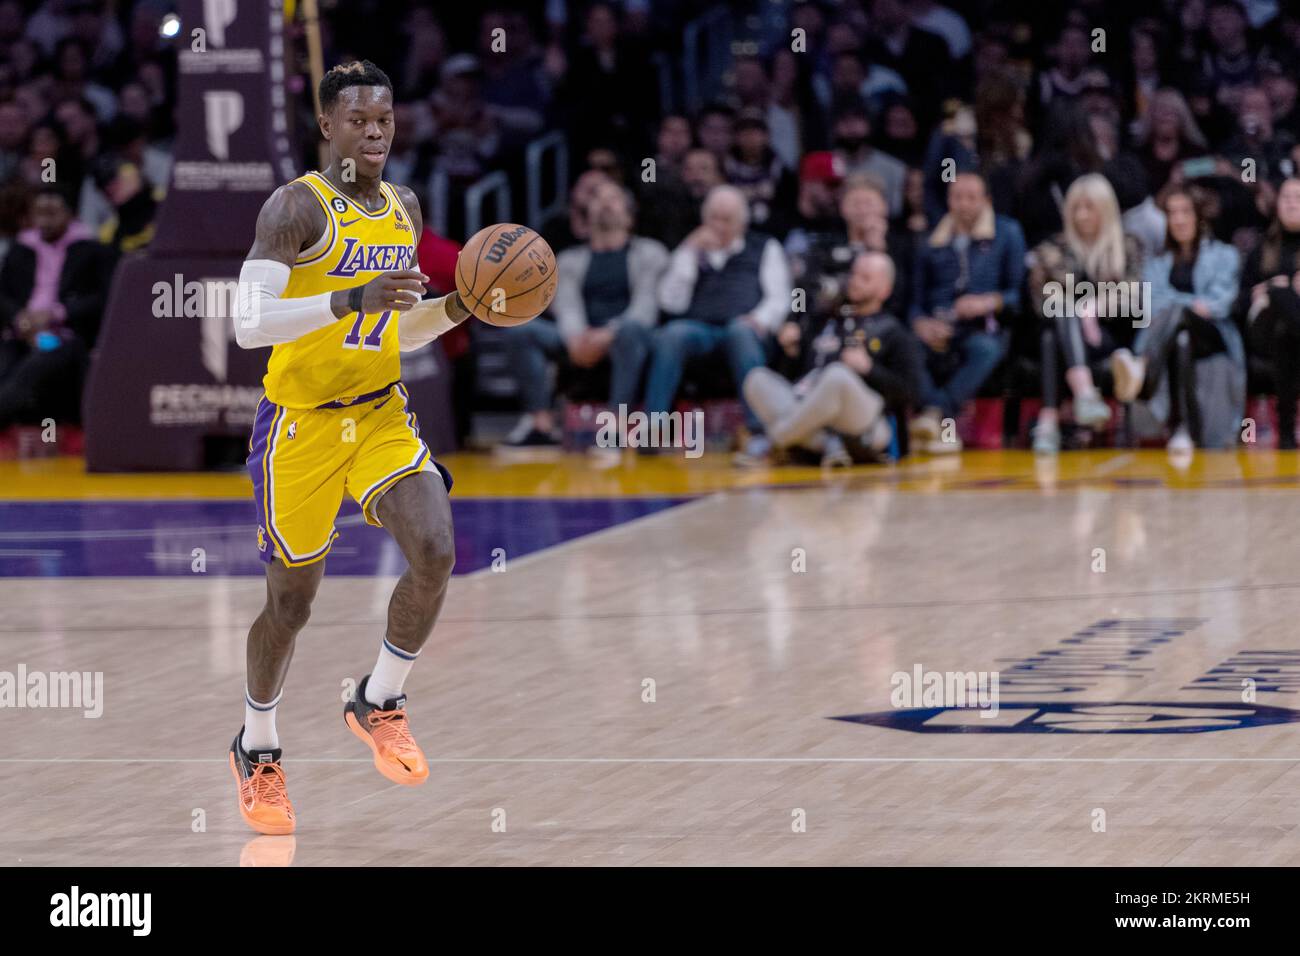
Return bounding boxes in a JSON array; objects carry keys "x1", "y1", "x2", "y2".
[{"x1": 263, "y1": 171, "x2": 417, "y2": 410}]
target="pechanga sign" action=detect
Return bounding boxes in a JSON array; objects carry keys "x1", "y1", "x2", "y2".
[{"x1": 84, "y1": 0, "x2": 454, "y2": 470}]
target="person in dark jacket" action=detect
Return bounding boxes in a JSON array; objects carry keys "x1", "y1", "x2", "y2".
[
  {"x1": 910, "y1": 171, "x2": 1026, "y2": 452},
  {"x1": 743, "y1": 250, "x2": 924, "y2": 466},
  {"x1": 1238, "y1": 176, "x2": 1300, "y2": 447},
  {"x1": 791, "y1": 173, "x2": 913, "y2": 321},
  {"x1": 0, "y1": 184, "x2": 112, "y2": 427}
]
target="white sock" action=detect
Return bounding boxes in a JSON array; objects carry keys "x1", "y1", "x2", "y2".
[
  {"x1": 366, "y1": 638, "x2": 419, "y2": 705},
  {"x1": 242, "y1": 688, "x2": 281, "y2": 752}
]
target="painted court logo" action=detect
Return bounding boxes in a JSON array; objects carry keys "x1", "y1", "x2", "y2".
[{"x1": 832, "y1": 701, "x2": 1300, "y2": 733}]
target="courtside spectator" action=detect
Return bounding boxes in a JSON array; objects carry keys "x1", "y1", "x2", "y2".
[
  {"x1": 1112, "y1": 186, "x2": 1243, "y2": 452},
  {"x1": 725, "y1": 108, "x2": 798, "y2": 239},
  {"x1": 1035, "y1": 23, "x2": 1096, "y2": 114},
  {"x1": 639, "y1": 146, "x2": 723, "y2": 249},
  {"x1": 1133, "y1": 89, "x2": 1211, "y2": 197},
  {"x1": 633, "y1": 115, "x2": 696, "y2": 249},
  {"x1": 648, "y1": 184, "x2": 792, "y2": 456},
  {"x1": 747, "y1": 250, "x2": 923, "y2": 466},
  {"x1": 784, "y1": 151, "x2": 845, "y2": 271},
  {"x1": 729, "y1": 53, "x2": 800, "y2": 171},
  {"x1": 908, "y1": 0, "x2": 972, "y2": 60},
  {"x1": 477, "y1": 9, "x2": 549, "y2": 150},
  {"x1": 559, "y1": 1, "x2": 658, "y2": 159},
  {"x1": 548, "y1": 167, "x2": 611, "y2": 251},
  {"x1": 831, "y1": 100, "x2": 905, "y2": 218},
  {"x1": 695, "y1": 103, "x2": 734, "y2": 166},
  {"x1": 1203, "y1": 0, "x2": 1261, "y2": 116},
  {"x1": 0, "y1": 184, "x2": 110, "y2": 428},
  {"x1": 910, "y1": 171, "x2": 1025, "y2": 453},
  {"x1": 866, "y1": 0, "x2": 955, "y2": 127},
  {"x1": 1028, "y1": 174, "x2": 1144, "y2": 453},
  {"x1": 501, "y1": 181, "x2": 666, "y2": 451},
  {"x1": 1240, "y1": 176, "x2": 1300, "y2": 448},
  {"x1": 1221, "y1": 86, "x2": 1297, "y2": 186},
  {"x1": 793, "y1": 173, "x2": 911, "y2": 320}
]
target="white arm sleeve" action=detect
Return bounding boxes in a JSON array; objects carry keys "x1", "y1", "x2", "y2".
[
  {"x1": 398, "y1": 295, "x2": 461, "y2": 351},
  {"x1": 232, "y1": 259, "x2": 340, "y2": 349}
]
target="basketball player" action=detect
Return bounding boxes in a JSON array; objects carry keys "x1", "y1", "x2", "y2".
[{"x1": 228, "y1": 61, "x2": 471, "y2": 834}]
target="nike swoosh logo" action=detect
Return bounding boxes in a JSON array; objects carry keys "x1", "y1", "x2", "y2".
[
  {"x1": 372, "y1": 397, "x2": 391, "y2": 410},
  {"x1": 340, "y1": 217, "x2": 361, "y2": 227}
]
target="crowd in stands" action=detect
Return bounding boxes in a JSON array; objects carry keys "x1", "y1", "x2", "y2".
[
  {"x1": 10, "y1": 0, "x2": 1300, "y2": 464},
  {"x1": 0, "y1": 0, "x2": 171, "y2": 432},
  {"x1": 489, "y1": 0, "x2": 1300, "y2": 462}
]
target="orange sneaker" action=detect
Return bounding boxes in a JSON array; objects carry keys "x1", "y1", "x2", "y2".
[
  {"x1": 228, "y1": 730, "x2": 296, "y2": 835},
  {"x1": 344, "y1": 676, "x2": 429, "y2": 786}
]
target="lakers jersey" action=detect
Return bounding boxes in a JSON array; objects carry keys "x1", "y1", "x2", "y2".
[{"x1": 262, "y1": 171, "x2": 417, "y2": 409}]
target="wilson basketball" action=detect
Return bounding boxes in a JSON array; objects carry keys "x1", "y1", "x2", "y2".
[{"x1": 455, "y1": 223, "x2": 557, "y2": 326}]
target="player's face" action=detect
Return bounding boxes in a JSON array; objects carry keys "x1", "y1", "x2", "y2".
[{"x1": 324, "y1": 86, "x2": 395, "y2": 178}]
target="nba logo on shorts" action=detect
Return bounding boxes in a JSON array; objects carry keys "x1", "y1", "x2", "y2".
[
  {"x1": 287, "y1": 421, "x2": 297, "y2": 440},
  {"x1": 256, "y1": 527, "x2": 268, "y2": 553}
]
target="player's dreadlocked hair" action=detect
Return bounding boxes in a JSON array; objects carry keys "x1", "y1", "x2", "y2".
[{"x1": 319, "y1": 60, "x2": 393, "y2": 112}]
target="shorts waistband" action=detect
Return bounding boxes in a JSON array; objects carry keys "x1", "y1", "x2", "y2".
[{"x1": 315, "y1": 381, "x2": 400, "y2": 409}]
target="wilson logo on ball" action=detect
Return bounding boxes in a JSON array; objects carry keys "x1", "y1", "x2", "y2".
[{"x1": 483, "y1": 226, "x2": 531, "y2": 264}]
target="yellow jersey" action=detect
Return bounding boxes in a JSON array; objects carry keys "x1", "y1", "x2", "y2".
[{"x1": 262, "y1": 171, "x2": 417, "y2": 409}]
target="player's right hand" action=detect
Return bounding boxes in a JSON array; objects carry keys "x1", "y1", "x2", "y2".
[{"x1": 359, "y1": 270, "x2": 429, "y2": 313}]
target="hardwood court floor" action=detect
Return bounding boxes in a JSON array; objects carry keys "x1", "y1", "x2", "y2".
[{"x1": 4, "y1": 450, "x2": 1300, "y2": 866}]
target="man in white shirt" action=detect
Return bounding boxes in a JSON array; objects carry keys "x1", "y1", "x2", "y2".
[{"x1": 646, "y1": 185, "x2": 792, "y2": 453}]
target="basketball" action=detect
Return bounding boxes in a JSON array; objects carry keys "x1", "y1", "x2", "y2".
[{"x1": 455, "y1": 223, "x2": 557, "y2": 326}]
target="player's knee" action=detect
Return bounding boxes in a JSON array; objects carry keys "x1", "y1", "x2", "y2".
[
  {"x1": 270, "y1": 590, "x2": 315, "y2": 633},
  {"x1": 408, "y1": 531, "x2": 455, "y2": 583}
]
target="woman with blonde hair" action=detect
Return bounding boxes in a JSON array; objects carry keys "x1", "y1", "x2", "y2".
[{"x1": 1027, "y1": 173, "x2": 1145, "y2": 453}]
